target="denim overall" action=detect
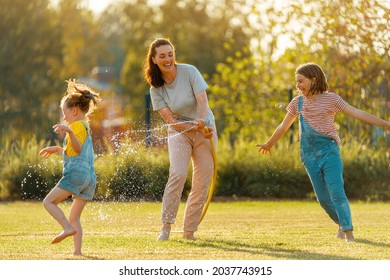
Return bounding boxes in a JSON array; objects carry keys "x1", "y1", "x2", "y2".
[
  {"x1": 298, "y1": 96, "x2": 353, "y2": 231},
  {"x1": 58, "y1": 121, "x2": 96, "y2": 201}
]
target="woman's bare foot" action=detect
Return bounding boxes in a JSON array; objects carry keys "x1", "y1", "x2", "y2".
[
  {"x1": 51, "y1": 228, "x2": 76, "y2": 244},
  {"x1": 183, "y1": 231, "x2": 196, "y2": 240}
]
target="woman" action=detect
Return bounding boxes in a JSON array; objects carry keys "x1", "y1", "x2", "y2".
[{"x1": 144, "y1": 38, "x2": 217, "y2": 241}]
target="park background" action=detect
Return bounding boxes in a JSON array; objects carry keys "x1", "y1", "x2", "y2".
[{"x1": 0, "y1": 0, "x2": 389, "y2": 202}]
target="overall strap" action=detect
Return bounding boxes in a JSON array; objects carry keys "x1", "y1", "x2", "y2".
[
  {"x1": 297, "y1": 96, "x2": 303, "y2": 113},
  {"x1": 80, "y1": 120, "x2": 91, "y2": 135}
]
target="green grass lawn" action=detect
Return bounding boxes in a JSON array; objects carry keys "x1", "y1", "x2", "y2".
[{"x1": 0, "y1": 200, "x2": 389, "y2": 260}]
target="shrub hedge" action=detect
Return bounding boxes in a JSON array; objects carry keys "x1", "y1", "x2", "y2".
[{"x1": 1, "y1": 136, "x2": 389, "y2": 201}]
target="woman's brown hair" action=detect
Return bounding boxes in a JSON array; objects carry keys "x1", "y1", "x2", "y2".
[{"x1": 143, "y1": 38, "x2": 175, "y2": 88}]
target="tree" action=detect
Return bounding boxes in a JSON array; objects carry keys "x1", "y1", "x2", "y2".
[
  {"x1": 114, "y1": 0, "x2": 157, "y2": 118},
  {"x1": 279, "y1": 0, "x2": 390, "y2": 142},
  {"x1": 159, "y1": 0, "x2": 253, "y2": 75},
  {"x1": 209, "y1": 0, "x2": 389, "y2": 146},
  {"x1": 117, "y1": 0, "x2": 253, "y2": 119},
  {"x1": 56, "y1": 0, "x2": 109, "y2": 80},
  {"x1": 0, "y1": 0, "x2": 62, "y2": 138}
]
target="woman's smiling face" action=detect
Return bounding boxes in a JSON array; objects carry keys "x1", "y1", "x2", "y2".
[{"x1": 152, "y1": 44, "x2": 176, "y2": 73}]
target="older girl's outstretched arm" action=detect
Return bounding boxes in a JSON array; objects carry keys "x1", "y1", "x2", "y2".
[
  {"x1": 256, "y1": 112, "x2": 296, "y2": 155},
  {"x1": 343, "y1": 105, "x2": 390, "y2": 132}
]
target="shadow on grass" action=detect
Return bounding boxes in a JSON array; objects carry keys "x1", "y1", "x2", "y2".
[
  {"x1": 64, "y1": 255, "x2": 104, "y2": 260},
  {"x1": 356, "y1": 238, "x2": 390, "y2": 248},
  {"x1": 174, "y1": 238, "x2": 355, "y2": 260}
]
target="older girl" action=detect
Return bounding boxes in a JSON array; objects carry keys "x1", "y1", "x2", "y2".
[{"x1": 257, "y1": 63, "x2": 390, "y2": 242}]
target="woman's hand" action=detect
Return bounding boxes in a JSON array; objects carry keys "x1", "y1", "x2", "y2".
[
  {"x1": 195, "y1": 118, "x2": 206, "y2": 130},
  {"x1": 200, "y1": 126, "x2": 213, "y2": 139}
]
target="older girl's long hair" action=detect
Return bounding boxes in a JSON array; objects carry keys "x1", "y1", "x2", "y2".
[
  {"x1": 295, "y1": 63, "x2": 329, "y2": 95},
  {"x1": 143, "y1": 38, "x2": 175, "y2": 88}
]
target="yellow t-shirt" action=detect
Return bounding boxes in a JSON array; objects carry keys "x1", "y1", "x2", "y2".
[{"x1": 64, "y1": 120, "x2": 89, "y2": 157}]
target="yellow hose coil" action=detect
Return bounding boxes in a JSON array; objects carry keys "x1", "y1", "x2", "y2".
[{"x1": 198, "y1": 127, "x2": 217, "y2": 225}]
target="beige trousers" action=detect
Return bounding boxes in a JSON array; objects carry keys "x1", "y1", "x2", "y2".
[{"x1": 161, "y1": 124, "x2": 217, "y2": 232}]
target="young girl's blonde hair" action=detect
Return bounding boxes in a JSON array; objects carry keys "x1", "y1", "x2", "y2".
[
  {"x1": 295, "y1": 63, "x2": 329, "y2": 95},
  {"x1": 61, "y1": 80, "x2": 101, "y2": 116}
]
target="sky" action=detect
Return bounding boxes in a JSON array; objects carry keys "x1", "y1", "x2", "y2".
[
  {"x1": 85, "y1": 0, "x2": 164, "y2": 13},
  {"x1": 50, "y1": 0, "x2": 164, "y2": 14},
  {"x1": 85, "y1": 0, "x2": 113, "y2": 13},
  {"x1": 52, "y1": 0, "x2": 294, "y2": 58}
]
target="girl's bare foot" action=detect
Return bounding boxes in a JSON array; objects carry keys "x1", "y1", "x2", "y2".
[
  {"x1": 344, "y1": 230, "x2": 355, "y2": 242},
  {"x1": 51, "y1": 228, "x2": 76, "y2": 244},
  {"x1": 183, "y1": 231, "x2": 196, "y2": 240},
  {"x1": 336, "y1": 229, "x2": 345, "y2": 239}
]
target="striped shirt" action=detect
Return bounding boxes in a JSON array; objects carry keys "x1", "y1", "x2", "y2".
[{"x1": 286, "y1": 92, "x2": 348, "y2": 144}]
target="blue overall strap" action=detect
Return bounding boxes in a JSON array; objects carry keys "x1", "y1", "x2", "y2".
[
  {"x1": 298, "y1": 96, "x2": 303, "y2": 113},
  {"x1": 80, "y1": 120, "x2": 91, "y2": 135}
]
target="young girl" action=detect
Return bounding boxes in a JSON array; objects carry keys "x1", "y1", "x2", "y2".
[
  {"x1": 257, "y1": 63, "x2": 390, "y2": 242},
  {"x1": 39, "y1": 80, "x2": 101, "y2": 255}
]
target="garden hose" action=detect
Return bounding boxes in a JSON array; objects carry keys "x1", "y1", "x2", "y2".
[{"x1": 198, "y1": 126, "x2": 217, "y2": 225}]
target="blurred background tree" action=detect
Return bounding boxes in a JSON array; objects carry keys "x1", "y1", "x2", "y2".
[
  {"x1": 56, "y1": 0, "x2": 109, "y2": 80},
  {"x1": 0, "y1": 0, "x2": 388, "y2": 144},
  {"x1": 279, "y1": 0, "x2": 390, "y2": 144},
  {"x1": 0, "y1": 0, "x2": 62, "y2": 139},
  {"x1": 211, "y1": 0, "x2": 389, "y2": 145}
]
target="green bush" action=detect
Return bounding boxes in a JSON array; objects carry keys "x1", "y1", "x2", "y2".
[
  {"x1": 0, "y1": 138, "x2": 62, "y2": 200},
  {"x1": 341, "y1": 142, "x2": 390, "y2": 201},
  {"x1": 94, "y1": 141, "x2": 173, "y2": 201},
  {"x1": 214, "y1": 135, "x2": 389, "y2": 201},
  {"x1": 94, "y1": 138, "x2": 194, "y2": 201},
  {"x1": 1, "y1": 136, "x2": 389, "y2": 201},
  {"x1": 215, "y1": 134, "x2": 312, "y2": 199}
]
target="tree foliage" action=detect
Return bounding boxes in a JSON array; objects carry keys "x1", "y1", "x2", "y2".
[
  {"x1": 114, "y1": 0, "x2": 253, "y2": 117},
  {"x1": 1, "y1": 0, "x2": 389, "y2": 201},
  {"x1": 56, "y1": 0, "x2": 109, "y2": 80},
  {"x1": 281, "y1": 0, "x2": 390, "y2": 142},
  {"x1": 0, "y1": 0, "x2": 388, "y2": 147},
  {"x1": 0, "y1": 0, "x2": 62, "y2": 138},
  {"x1": 210, "y1": 0, "x2": 389, "y2": 145}
]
